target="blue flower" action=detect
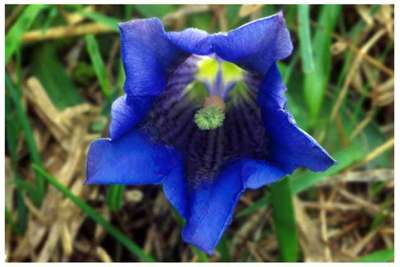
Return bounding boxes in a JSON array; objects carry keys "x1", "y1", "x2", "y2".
[{"x1": 85, "y1": 12, "x2": 337, "y2": 255}]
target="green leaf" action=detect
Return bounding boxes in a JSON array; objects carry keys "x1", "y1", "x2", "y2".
[
  {"x1": 297, "y1": 5, "x2": 314, "y2": 73},
  {"x1": 85, "y1": 35, "x2": 111, "y2": 99},
  {"x1": 31, "y1": 44, "x2": 83, "y2": 109},
  {"x1": 270, "y1": 176, "x2": 297, "y2": 262},
  {"x1": 32, "y1": 164, "x2": 155, "y2": 262},
  {"x1": 5, "y1": 5, "x2": 45, "y2": 64},
  {"x1": 135, "y1": 5, "x2": 176, "y2": 18},
  {"x1": 6, "y1": 74, "x2": 44, "y2": 206},
  {"x1": 106, "y1": 185, "x2": 125, "y2": 211},
  {"x1": 355, "y1": 248, "x2": 394, "y2": 262},
  {"x1": 303, "y1": 5, "x2": 341, "y2": 125}
]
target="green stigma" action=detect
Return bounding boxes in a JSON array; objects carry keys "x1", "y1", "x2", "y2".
[{"x1": 194, "y1": 106, "x2": 225, "y2": 130}]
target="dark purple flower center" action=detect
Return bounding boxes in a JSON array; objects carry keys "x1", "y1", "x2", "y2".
[{"x1": 139, "y1": 55, "x2": 267, "y2": 186}]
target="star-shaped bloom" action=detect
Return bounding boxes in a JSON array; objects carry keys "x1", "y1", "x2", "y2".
[{"x1": 85, "y1": 12, "x2": 336, "y2": 255}]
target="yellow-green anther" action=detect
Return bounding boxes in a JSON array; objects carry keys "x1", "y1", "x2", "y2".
[{"x1": 194, "y1": 106, "x2": 225, "y2": 130}]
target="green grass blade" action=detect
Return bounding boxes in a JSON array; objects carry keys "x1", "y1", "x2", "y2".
[
  {"x1": 78, "y1": 9, "x2": 119, "y2": 32},
  {"x1": 31, "y1": 44, "x2": 83, "y2": 109},
  {"x1": 5, "y1": 75, "x2": 42, "y2": 166},
  {"x1": 303, "y1": 5, "x2": 341, "y2": 125},
  {"x1": 9, "y1": 178, "x2": 40, "y2": 203},
  {"x1": 270, "y1": 176, "x2": 297, "y2": 262},
  {"x1": 355, "y1": 248, "x2": 394, "y2": 262},
  {"x1": 6, "y1": 74, "x2": 44, "y2": 206},
  {"x1": 135, "y1": 5, "x2": 176, "y2": 18},
  {"x1": 32, "y1": 164, "x2": 155, "y2": 262},
  {"x1": 15, "y1": 181, "x2": 29, "y2": 234},
  {"x1": 236, "y1": 193, "x2": 271, "y2": 218},
  {"x1": 192, "y1": 247, "x2": 210, "y2": 262},
  {"x1": 297, "y1": 5, "x2": 314, "y2": 73},
  {"x1": 369, "y1": 197, "x2": 391, "y2": 231},
  {"x1": 351, "y1": 43, "x2": 393, "y2": 127},
  {"x1": 106, "y1": 185, "x2": 125, "y2": 211},
  {"x1": 170, "y1": 207, "x2": 209, "y2": 262},
  {"x1": 125, "y1": 5, "x2": 134, "y2": 20},
  {"x1": 349, "y1": 5, "x2": 381, "y2": 38},
  {"x1": 6, "y1": 90, "x2": 31, "y2": 233},
  {"x1": 5, "y1": 5, "x2": 45, "y2": 64},
  {"x1": 216, "y1": 235, "x2": 231, "y2": 262},
  {"x1": 85, "y1": 35, "x2": 111, "y2": 99},
  {"x1": 291, "y1": 143, "x2": 365, "y2": 193},
  {"x1": 5, "y1": 206, "x2": 22, "y2": 235},
  {"x1": 237, "y1": 144, "x2": 365, "y2": 218},
  {"x1": 41, "y1": 6, "x2": 58, "y2": 36},
  {"x1": 5, "y1": 94, "x2": 20, "y2": 170}
]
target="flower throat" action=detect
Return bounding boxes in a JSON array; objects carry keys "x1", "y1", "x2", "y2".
[{"x1": 189, "y1": 56, "x2": 244, "y2": 130}]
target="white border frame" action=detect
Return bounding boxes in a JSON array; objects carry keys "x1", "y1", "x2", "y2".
[{"x1": 2, "y1": 1, "x2": 397, "y2": 266}]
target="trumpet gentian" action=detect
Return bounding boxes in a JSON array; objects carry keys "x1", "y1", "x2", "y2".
[{"x1": 85, "y1": 12, "x2": 336, "y2": 255}]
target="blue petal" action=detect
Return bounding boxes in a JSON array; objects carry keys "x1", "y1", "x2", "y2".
[
  {"x1": 112, "y1": 18, "x2": 190, "y2": 139},
  {"x1": 241, "y1": 159, "x2": 287, "y2": 189},
  {"x1": 85, "y1": 128, "x2": 183, "y2": 185},
  {"x1": 166, "y1": 28, "x2": 213, "y2": 55},
  {"x1": 182, "y1": 164, "x2": 245, "y2": 255},
  {"x1": 258, "y1": 64, "x2": 337, "y2": 173},
  {"x1": 212, "y1": 11, "x2": 293, "y2": 74},
  {"x1": 109, "y1": 95, "x2": 156, "y2": 140},
  {"x1": 162, "y1": 165, "x2": 190, "y2": 219},
  {"x1": 119, "y1": 18, "x2": 189, "y2": 97}
]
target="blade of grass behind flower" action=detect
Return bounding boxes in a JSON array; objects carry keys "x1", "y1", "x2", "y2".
[
  {"x1": 100, "y1": 61, "x2": 124, "y2": 116},
  {"x1": 78, "y1": 9, "x2": 120, "y2": 32},
  {"x1": 41, "y1": 6, "x2": 58, "y2": 36},
  {"x1": 5, "y1": 94, "x2": 20, "y2": 170},
  {"x1": 297, "y1": 5, "x2": 314, "y2": 73},
  {"x1": 170, "y1": 207, "x2": 210, "y2": 262},
  {"x1": 5, "y1": 92, "x2": 29, "y2": 233},
  {"x1": 355, "y1": 248, "x2": 394, "y2": 262},
  {"x1": 5, "y1": 5, "x2": 46, "y2": 64},
  {"x1": 291, "y1": 143, "x2": 365, "y2": 193},
  {"x1": 216, "y1": 235, "x2": 231, "y2": 262},
  {"x1": 351, "y1": 43, "x2": 393, "y2": 127},
  {"x1": 31, "y1": 44, "x2": 83, "y2": 109},
  {"x1": 135, "y1": 5, "x2": 176, "y2": 18},
  {"x1": 32, "y1": 164, "x2": 155, "y2": 262},
  {"x1": 106, "y1": 185, "x2": 125, "y2": 211},
  {"x1": 6, "y1": 74, "x2": 44, "y2": 206},
  {"x1": 85, "y1": 35, "x2": 112, "y2": 99},
  {"x1": 270, "y1": 176, "x2": 297, "y2": 262},
  {"x1": 15, "y1": 184, "x2": 28, "y2": 234},
  {"x1": 303, "y1": 5, "x2": 341, "y2": 125},
  {"x1": 349, "y1": 5, "x2": 381, "y2": 38},
  {"x1": 236, "y1": 143, "x2": 366, "y2": 218},
  {"x1": 284, "y1": 5, "x2": 297, "y2": 29},
  {"x1": 5, "y1": 206, "x2": 22, "y2": 236}
]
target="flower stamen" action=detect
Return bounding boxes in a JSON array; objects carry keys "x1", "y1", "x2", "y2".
[{"x1": 194, "y1": 95, "x2": 226, "y2": 130}]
